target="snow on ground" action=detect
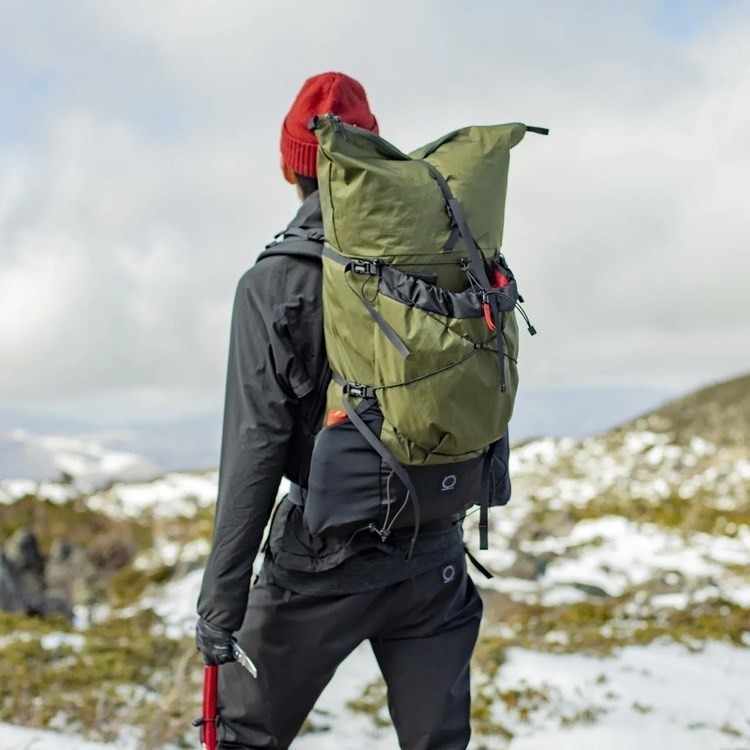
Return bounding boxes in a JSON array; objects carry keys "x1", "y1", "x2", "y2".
[
  {"x1": 0, "y1": 722, "x2": 135, "y2": 749},
  {"x1": 534, "y1": 516, "x2": 749, "y2": 602},
  {"x1": 501, "y1": 642, "x2": 750, "y2": 750},
  {"x1": 3, "y1": 641, "x2": 748, "y2": 750},
  {"x1": 299, "y1": 641, "x2": 750, "y2": 749},
  {"x1": 87, "y1": 471, "x2": 219, "y2": 519},
  {"x1": 144, "y1": 568, "x2": 205, "y2": 638}
]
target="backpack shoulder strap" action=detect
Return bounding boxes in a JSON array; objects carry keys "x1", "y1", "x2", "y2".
[{"x1": 257, "y1": 227, "x2": 325, "y2": 263}]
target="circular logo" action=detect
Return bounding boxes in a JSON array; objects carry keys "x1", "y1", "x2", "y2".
[
  {"x1": 441, "y1": 474, "x2": 457, "y2": 492},
  {"x1": 442, "y1": 564, "x2": 456, "y2": 583}
]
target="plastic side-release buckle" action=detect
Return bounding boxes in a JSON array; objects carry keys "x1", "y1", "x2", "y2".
[
  {"x1": 343, "y1": 382, "x2": 372, "y2": 399},
  {"x1": 350, "y1": 259, "x2": 380, "y2": 275}
]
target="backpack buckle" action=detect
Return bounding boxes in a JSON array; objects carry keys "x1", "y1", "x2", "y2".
[
  {"x1": 343, "y1": 382, "x2": 373, "y2": 399},
  {"x1": 350, "y1": 260, "x2": 380, "y2": 275}
]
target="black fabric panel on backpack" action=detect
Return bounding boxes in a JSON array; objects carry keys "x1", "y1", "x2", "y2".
[
  {"x1": 303, "y1": 401, "x2": 384, "y2": 537},
  {"x1": 488, "y1": 433, "x2": 512, "y2": 507},
  {"x1": 384, "y1": 452, "x2": 490, "y2": 530},
  {"x1": 378, "y1": 264, "x2": 518, "y2": 318}
]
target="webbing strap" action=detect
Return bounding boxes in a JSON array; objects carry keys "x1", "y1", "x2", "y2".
[
  {"x1": 351, "y1": 279, "x2": 410, "y2": 358},
  {"x1": 420, "y1": 160, "x2": 508, "y2": 390},
  {"x1": 479, "y1": 492, "x2": 489, "y2": 551},
  {"x1": 464, "y1": 545, "x2": 493, "y2": 579},
  {"x1": 281, "y1": 227, "x2": 325, "y2": 242},
  {"x1": 322, "y1": 245, "x2": 348, "y2": 265},
  {"x1": 419, "y1": 161, "x2": 492, "y2": 289},
  {"x1": 443, "y1": 223, "x2": 460, "y2": 253},
  {"x1": 341, "y1": 396, "x2": 421, "y2": 560},
  {"x1": 331, "y1": 371, "x2": 377, "y2": 400},
  {"x1": 488, "y1": 296, "x2": 507, "y2": 393},
  {"x1": 323, "y1": 247, "x2": 410, "y2": 358}
]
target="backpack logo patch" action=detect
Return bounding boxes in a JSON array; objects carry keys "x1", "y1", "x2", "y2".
[{"x1": 441, "y1": 474, "x2": 457, "y2": 492}]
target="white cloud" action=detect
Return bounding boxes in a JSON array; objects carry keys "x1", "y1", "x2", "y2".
[{"x1": 0, "y1": 1, "x2": 748, "y2": 422}]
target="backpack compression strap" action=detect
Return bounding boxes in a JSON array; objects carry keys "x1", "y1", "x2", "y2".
[
  {"x1": 322, "y1": 246, "x2": 410, "y2": 358},
  {"x1": 418, "y1": 160, "x2": 511, "y2": 392}
]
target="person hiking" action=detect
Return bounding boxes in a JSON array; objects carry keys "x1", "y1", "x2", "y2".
[{"x1": 195, "y1": 72, "x2": 486, "y2": 750}]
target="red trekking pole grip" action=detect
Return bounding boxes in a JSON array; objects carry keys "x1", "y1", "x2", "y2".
[{"x1": 195, "y1": 665, "x2": 218, "y2": 749}]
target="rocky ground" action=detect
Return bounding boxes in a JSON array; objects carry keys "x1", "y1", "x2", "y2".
[{"x1": 0, "y1": 374, "x2": 748, "y2": 748}]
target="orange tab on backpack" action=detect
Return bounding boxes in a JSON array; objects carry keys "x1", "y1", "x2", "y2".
[{"x1": 326, "y1": 409, "x2": 348, "y2": 426}]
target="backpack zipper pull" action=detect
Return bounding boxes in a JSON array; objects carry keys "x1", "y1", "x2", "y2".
[{"x1": 327, "y1": 112, "x2": 348, "y2": 141}]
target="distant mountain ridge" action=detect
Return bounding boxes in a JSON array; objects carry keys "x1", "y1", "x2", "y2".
[
  {"x1": 0, "y1": 430, "x2": 161, "y2": 489},
  {"x1": 1, "y1": 375, "x2": 745, "y2": 487},
  {"x1": 620, "y1": 372, "x2": 750, "y2": 446}
]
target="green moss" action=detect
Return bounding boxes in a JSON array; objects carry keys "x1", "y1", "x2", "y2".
[
  {"x1": 0, "y1": 609, "x2": 200, "y2": 747},
  {"x1": 108, "y1": 564, "x2": 175, "y2": 608},
  {"x1": 470, "y1": 688, "x2": 515, "y2": 740},
  {"x1": 0, "y1": 610, "x2": 69, "y2": 636},
  {"x1": 479, "y1": 591, "x2": 750, "y2": 657},
  {"x1": 0, "y1": 496, "x2": 153, "y2": 556},
  {"x1": 564, "y1": 489, "x2": 750, "y2": 537},
  {"x1": 346, "y1": 677, "x2": 390, "y2": 728},
  {"x1": 719, "y1": 722, "x2": 743, "y2": 737},
  {"x1": 559, "y1": 705, "x2": 606, "y2": 727}
]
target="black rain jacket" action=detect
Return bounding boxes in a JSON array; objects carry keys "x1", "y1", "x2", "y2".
[{"x1": 197, "y1": 194, "x2": 331, "y2": 631}]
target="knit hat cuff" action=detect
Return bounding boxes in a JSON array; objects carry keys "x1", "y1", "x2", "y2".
[{"x1": 281, "y1": 119, "x2": 319, "y2": 179}]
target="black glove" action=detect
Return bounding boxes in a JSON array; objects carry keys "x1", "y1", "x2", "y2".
[{"x1": 196, "y1": 617, "x2": 237, "y2": 666}]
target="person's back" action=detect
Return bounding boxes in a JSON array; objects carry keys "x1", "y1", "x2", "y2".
[{"x1": 196, "y1": 72, "x2": 482, "y2": 750}]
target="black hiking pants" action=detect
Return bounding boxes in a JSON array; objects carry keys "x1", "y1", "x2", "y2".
[{"x1": 216, "y1": 554, "x2": 483, "y2": 749}]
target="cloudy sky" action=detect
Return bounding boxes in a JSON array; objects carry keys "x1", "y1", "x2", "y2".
[{"x1": 1, "y1": 0, "x2": 748, "y2": 431}]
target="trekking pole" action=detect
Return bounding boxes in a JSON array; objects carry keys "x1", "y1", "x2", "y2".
[
  {"x1": 194, "y1": 665, "x2": 218, "y2": 750},
  {"x1": 193, "y1": 646, "x2": 257, "y2": 748}
]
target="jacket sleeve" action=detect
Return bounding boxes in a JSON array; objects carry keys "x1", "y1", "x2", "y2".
[{"x1": 197, "y1": 263, "x2": 308, "y2": 631}]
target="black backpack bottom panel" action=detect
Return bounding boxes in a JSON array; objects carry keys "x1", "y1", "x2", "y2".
[{"x1": 304, "y1": 401, "x2": 505, "y2": 539}]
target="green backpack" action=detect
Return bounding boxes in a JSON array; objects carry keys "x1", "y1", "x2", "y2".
[{"x1": 302, "y1": 114, "x2": 547, "y2": 556}]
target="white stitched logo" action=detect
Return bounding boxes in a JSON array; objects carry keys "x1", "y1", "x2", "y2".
[
  {"x1": 442, "y1": 564, "x2": 456, "y2": 583},
  {"x1": 441, "y1": 474, "x2": 457, "y2": 492}
]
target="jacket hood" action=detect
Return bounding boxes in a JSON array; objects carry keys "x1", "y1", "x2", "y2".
[{"x1": 287, "y1": 190, "x2": 323, "y2": 231}]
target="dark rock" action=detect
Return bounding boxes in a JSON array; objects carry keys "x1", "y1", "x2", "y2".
[
  {"x1": 40, "y1": 595, "x2": 74, "y2": 619},
  {"x1": 46, "y1": 540, "x2": 95, "y2": 610},
  {"x1": 1, "y1": 531, "x2": 87, "y2": 620},
  {"x1": 509, "y1": 510, "x2": 577, "y2": 552},
  {"x1": 572, "y1": 582, "x2": 611, "y2": 598},
  {"x1": 0, "y1": 552, "x2": 23, "y2": 612},
  {"x1": 3, "y1": 529, "x2": 46, "y2": 614},
  {"x1": 86, "y1": 531, "x2": 134, "y2": 571},
  {"x1": 5, "y1": 529, "x2": 44, "y2": 574},
  {"x1": 502, "y1": 550, "x2": 553, "y2": 580}
]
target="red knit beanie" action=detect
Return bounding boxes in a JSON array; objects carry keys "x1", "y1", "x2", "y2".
[{"x1": 281, "y1": 71, "x2": 379, "y2": 178}]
